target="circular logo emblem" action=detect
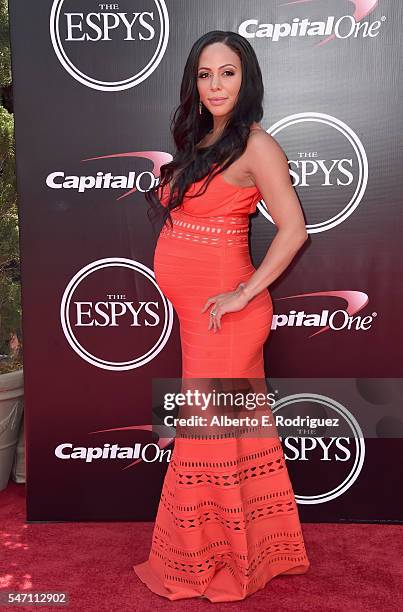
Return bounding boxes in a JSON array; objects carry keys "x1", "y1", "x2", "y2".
[
  {"x1": 258, "y1": 112, "x2": 368, "y2": 234},
  {"x1": 60, "y1": 257, "x2": 173, "y2": 370},
  {"x1": 50, "y1": 0, "x2": 169, "y2": 91}
]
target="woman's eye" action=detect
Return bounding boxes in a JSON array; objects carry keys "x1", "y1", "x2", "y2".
[{"x1": 197, "y1": 70, "x2": 235, "y2": 78}]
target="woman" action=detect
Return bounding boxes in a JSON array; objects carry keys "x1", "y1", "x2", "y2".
[{"x1": 133, "y1": 30, "x2": 310, "y2": 602}]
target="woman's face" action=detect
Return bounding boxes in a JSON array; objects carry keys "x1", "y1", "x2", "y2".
[{"x1": 197, "y1": 42, "x2": 242, "y2": 119}]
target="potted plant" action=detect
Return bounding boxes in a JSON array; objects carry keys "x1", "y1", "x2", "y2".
[{"x1": 0, "y1": 0, "x2": 25, "y2": 491}]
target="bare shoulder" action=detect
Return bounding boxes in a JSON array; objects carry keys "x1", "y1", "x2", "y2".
[
  {"x1": 246, "y1": 129, "x2": 286, "y2": 161},
  {"x1": 244, "y1": 130, "x2": 288, "y2": 180},
  {"x1": 241, "y1": 130, "x2": 295, "y2": 200},
  {"x1": 218, "y1": 125, "x2": 286, "y2": 188}
]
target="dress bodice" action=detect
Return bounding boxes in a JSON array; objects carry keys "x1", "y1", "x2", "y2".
[{"x1": 158, "y1": 166, "x2": 262, "y2": 217}]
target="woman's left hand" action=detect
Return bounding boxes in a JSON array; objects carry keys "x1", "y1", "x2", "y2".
[{"x1": 201, "y1": 283, "x2": 250, "y2": 332}]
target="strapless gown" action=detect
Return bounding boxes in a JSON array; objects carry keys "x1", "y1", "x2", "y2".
[{"x1": 133, "y1": 167, "x2": 310, "y2": 602}]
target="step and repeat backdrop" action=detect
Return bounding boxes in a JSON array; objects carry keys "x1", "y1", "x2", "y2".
[{"x1": 8, "y1": 1, "x2": 403, "y2": 522}]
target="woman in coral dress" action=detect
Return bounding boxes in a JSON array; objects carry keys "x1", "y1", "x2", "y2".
[{"x1": 133, "y1": 31, "x2": 310, "y2": 602}]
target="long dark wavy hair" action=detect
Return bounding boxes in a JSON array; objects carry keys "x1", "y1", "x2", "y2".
[{"x1": 146, "y1": 30, "x2": 264, "y2": 232}]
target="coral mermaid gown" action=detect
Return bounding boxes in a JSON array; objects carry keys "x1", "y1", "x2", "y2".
[{"x1": 133, "y1": 166, "x2": 310, "y2": 602}]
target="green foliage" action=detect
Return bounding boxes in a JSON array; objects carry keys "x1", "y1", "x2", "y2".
[
  {"x1": 0, "y1": 0, "x2": 21, "y2": 373},
  {"x1": 0, "y1": 0, "x2": 12, "y2": 87}
]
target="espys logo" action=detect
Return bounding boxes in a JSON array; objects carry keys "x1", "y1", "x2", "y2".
[
  {"x1": 60, "y1": 257, "x2": 173, "y2": 370},
  {"x1": 272, "y1": 290, "x2": 375, "y2": 337},
  {"x1": 49, "y1": 0, "x2": 169, "y2": 91},
  {"x1": 240, "y1": 0, "x2": 382, "y2": 45},
  {"x1": 258, "y1": 112, "x2": 368, "y2": 234},
  {"x1": 273, "y1": 392, "x2": 365, "y2": 504}
]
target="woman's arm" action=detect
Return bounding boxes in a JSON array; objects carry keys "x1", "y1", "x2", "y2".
[{"x1": 240, "y1": 132, "x2": 308, "y2": 302}]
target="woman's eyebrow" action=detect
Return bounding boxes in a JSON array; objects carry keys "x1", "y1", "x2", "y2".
[{"x1": 197, "y1": 63, "x2": 238, "y2": 70}]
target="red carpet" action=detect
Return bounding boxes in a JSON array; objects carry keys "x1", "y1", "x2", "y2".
[{"x1": 1, "y1": 480, "x2": 402, "y2": 611}]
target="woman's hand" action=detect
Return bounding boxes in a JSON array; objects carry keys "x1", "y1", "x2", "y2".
[{"x1": 201, "y1": 283, "x2": 250, "y2": 333}]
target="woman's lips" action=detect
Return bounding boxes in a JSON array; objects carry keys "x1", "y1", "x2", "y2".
[{"x1": 208, "y1": 98, "x2": 228, "y2": 106}]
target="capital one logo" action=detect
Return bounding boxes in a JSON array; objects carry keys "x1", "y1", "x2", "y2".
[
  {"x1": 60, "y1": 258, "x2": 173, "y2": 370},
  {"x1": 273, "y1": 392, "x2": 365, "y2": 504},
  {"x1": 272, "y1": 290, "x2": 375, "y2": 337},
  {"x1": 50, "y1": 0, "x2": 169, "y2": 91},
  {"x1": 240, "y1": 0, "x2": 382, "y2": 45},
  {"x1": 257, "y1": 112, "x2": 368, "y2": 233}
]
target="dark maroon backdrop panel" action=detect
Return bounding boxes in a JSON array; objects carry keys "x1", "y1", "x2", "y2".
[{"x1": 8, "y1": 0, "x2": 403, "y2": 522}]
